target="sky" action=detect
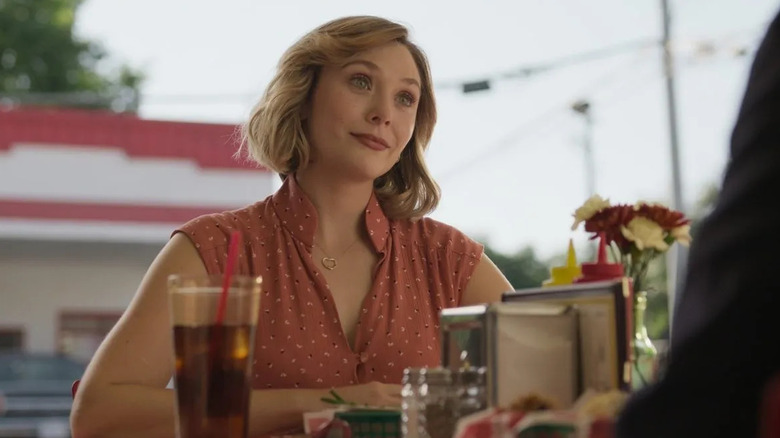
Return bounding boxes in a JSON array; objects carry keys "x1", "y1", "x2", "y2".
[{"x1": 74, "y1": 0, "x2": 780, "y2": 258}]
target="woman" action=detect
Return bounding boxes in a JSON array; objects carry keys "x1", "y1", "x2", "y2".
[{"x1": 71, "y1": 15, "x2": 513, "y2": 437}]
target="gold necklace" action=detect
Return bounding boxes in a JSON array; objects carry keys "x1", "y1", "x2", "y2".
[{"x1": 314, "y1": 238, "x2": 360, "y2": 270}]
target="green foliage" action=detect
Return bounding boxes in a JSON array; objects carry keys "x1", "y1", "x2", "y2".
[
  {"x1": 643, "y1": 254, "x2": 670, "y2": 339},
  {"x1": 482, "y1": 244, "x2": 550, "y2": 290},
  {"x1": 0, "y1": 0, "x2": 143, "y2": 111}
]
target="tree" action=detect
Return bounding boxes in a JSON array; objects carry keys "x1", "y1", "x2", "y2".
[
  {"x1": 0, "y1": 0, "x2": 143, "y2": 111},
  {"x1": 482, "y1": 244, "x2": 551, "y2": 289}
]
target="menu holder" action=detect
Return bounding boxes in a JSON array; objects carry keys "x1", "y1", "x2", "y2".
[{"x1": 502, "y1": 279, "x2": 633, "y2": 394}]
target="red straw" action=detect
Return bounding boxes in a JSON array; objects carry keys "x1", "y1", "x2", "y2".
[{"x1": 216, "y1": 231, "x2": 242, "y2": 325}]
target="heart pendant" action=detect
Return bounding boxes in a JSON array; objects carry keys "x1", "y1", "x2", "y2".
[{"x1": 321, "y1": 257, "x2": 337, "y2": 270}]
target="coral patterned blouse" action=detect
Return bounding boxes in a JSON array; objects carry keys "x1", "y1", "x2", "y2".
[{"x1": 174, "y1": 176, "x2": 483, "y2": 389}]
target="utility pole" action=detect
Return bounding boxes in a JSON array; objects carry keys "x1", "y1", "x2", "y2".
[
  {"x1": 572, "y1": 99, "x2": 596, "y2": 197},
  {"x1": 661, "y1": 0, "x2": 687, "y2": 337}
]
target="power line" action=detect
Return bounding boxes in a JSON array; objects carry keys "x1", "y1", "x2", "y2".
[
  {"x1": 593, "y1": 62, "x2": 662, "y2": 112},
  {"x1": 436, "y1": 53, "x2": 658, "y2": 182},
  {"x1": 435, "y1": 38, "x2": 659, "y2": 92},
  {"x1": 433, "y1": 23, "x2": 765, "y2": 183},
  {"x1": 434, "y1": 23, "x2": 766, "y2": 93}
]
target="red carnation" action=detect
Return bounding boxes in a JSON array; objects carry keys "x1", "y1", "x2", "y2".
[
  {"x1": 635, "y1": 203, "x2": 690, "y2": 230},
  {"x1": 584, "y1": 204, "x2": 635, "y2": 251}
]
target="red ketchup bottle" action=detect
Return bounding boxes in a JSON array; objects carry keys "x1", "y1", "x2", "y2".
[{"x1": 574, "y1": 232, "x2": 624, "y2": 283}]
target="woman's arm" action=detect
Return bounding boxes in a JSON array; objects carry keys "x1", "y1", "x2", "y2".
[
  {"x1": 70, "y1": 233, "x2": 206, "y2": 438},
  {"x1": 248, "y1": 382, "x2": 401, "y2": 436},
  {"x1": 459, "y1": 253, "x2": 514, "y2": 306},
  {"x1": 70, "y1": 233, "x2": 400, "y2": 438}
]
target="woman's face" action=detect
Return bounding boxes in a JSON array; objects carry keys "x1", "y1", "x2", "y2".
[{"x1": 303, "y1": 42, "x2": 421, "y2": 182}]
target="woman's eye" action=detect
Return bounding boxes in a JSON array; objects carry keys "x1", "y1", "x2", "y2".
[
  {"x1": 350, "y1": 74, "x2": 371, "y2": 90},
  {"x1": 397, "y1": 92, "x2": 416, "y2": 107}
]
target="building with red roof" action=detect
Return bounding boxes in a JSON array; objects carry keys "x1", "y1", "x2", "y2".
[{"x1": 0, "y1": 106, "x2": 274, "y2": 361}]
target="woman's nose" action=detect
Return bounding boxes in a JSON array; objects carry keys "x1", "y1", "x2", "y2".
[{"x1": 367, "y1": 94, "x2": 392, "y2": 126}]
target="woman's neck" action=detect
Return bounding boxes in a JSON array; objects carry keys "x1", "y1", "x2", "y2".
[{"x1": 293, "y1": 170, "x2": 373, "y2": 251}]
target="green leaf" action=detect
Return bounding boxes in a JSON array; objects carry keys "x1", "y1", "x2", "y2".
[
  {"x1": 320, "y1": 397, "x2": 341, "y2": 405},
  {"x1": 320, "y1": 390, "x2": 355, "y2": 406},
  {"x1": 330, "y1": 389, "x2": 346, "y2": 403}
]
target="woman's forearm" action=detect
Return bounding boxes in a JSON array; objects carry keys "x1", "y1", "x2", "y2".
[
  {"x1": 71, "y1": 384, "x2": 177, "y2": 438},
  {"x1": 71, "y1": 383, "x2": 333, "y2": 438},
  {"x1": 72, "y1": 381, "x2": 397, "y2": 438}
]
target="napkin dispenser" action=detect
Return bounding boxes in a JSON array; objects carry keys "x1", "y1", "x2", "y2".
[
  {"x1": 440, "y1": 302, "x2": 579, "y2": 408},
  {"x1": 503, "y1": 279, "x2": 633, "y2": 393}
]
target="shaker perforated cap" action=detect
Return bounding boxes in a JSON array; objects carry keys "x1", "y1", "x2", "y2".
[
  {"x1": 402, "y1": 367, "x2": 424, "y2": 384},
  {"x1": 454, "y1": 367, "x2": 487, "y2": 385},
  {"x1": 419, "y1": 367, "x2": 453, "y2": 385}
]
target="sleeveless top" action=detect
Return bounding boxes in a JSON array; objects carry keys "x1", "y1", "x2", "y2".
[{"x1": 174, "y1": 176, "x2": 483, "y2": 388}]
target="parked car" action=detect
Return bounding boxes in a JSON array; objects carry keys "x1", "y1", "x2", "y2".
[{"x1": 0, "y1": 353, "x2": 85, "y2": 438}]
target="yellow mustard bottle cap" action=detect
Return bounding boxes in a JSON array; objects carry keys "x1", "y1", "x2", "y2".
[{"x1": 543, "y1": 239, "x2": 581, "y2": 287}]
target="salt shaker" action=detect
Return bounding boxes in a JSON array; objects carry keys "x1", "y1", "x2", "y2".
[
  {"x1": 419, "y1": 367, "x2": 455, "y2": 438},
  {"x1": 453, "y1": 366, "x2": 487, "y2": 418},
  {"x1": 401, "y1": 367, "x2": 424, "y2": 438}
]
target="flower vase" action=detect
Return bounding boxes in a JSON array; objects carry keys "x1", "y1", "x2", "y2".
[{"x1": 631, "y1": 291, "x2": 658, "y2": 390}]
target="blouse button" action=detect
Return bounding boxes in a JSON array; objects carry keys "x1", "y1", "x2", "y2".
[{"x1": 359, "y1": 352, "x2": 369, "y2": 363}]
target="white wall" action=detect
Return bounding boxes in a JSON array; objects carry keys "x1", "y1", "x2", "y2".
[{"x1": 0, "y1": 240, "x2": 161, "y2": 353}]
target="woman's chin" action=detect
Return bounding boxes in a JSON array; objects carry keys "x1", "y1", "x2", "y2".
[{"x1": 345, "y1": 163, "x2": 395, "y2": 183}]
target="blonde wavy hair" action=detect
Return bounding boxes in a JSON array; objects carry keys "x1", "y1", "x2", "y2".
[{"x1": 239, "y1": 16, "x2": 440, "y2": 220}]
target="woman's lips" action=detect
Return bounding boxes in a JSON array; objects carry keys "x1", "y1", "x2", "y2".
[{"x1": 352, "y1": 133, "x2": 389, "y2": 151}]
